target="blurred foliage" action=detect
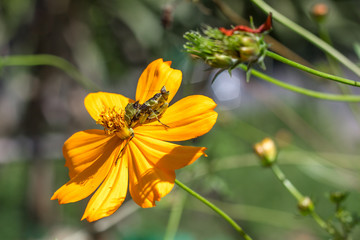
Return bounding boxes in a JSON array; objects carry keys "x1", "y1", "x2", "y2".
[{"x1": 0, "y1": 0, "x2": 360, "y2": 239}]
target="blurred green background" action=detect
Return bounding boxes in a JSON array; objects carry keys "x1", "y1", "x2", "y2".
[{"x1": 0, "y1": 0, "x2": 359, "y2": 239}]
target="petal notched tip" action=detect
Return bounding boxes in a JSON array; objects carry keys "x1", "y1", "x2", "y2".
[
  {"x1": 50, "y1": 190, "x2": 67, "y2": 204},
  {"x1": 50, "y1": 194, "x2": 57, "y2": 201},
  {"x1": 136, "y1": 58, "x2": 182, "y2": 104}
]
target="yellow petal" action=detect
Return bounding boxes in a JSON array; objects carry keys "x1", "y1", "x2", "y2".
[
  {"x1": 135, "y1": 59, "x2": 182, "y2": 104},
  {"x1": 51, "y1": 134, "x2": 123, "y2": 204},
  {"x1": 85, "y1": 92, "x2": 133, "y2": 121},
  {"x1": 128, "y1": 141, "x2": 175, "y2": 208},
  {"x1": 63, "y1": 130, "x2": 117, "y2": 178},
  {"x1": 132, "y1": 134, "x2": 206, "y2": 170},
  {"x1": 81, "y1": 148, "x2": 129, "y2": 222},
  {"x1": 135, "y1": 95, "x2": 218, "y2": 141}
]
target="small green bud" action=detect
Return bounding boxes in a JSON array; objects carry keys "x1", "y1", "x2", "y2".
[
  {"x1": 329, "y1": 191, "x2": 349, "y2": 204},
  {"x1": 240, "y1": 36, "x2": 257, "y2": 46},
  {"x1": 298, "y1": 197, "x2": 314, "y2": 216},
  {"x1": 253, "y1": 138, "x2": 277, "y2": 167},
  {"x1": 337, "y1": 210, "x2": 354, "y2": 225},
  {"x1": 239, "y1": 46, "x2": 260, "y2": 62},
  {"x1": 205, "y1": 54, "x2": 235, "y2": 68}
]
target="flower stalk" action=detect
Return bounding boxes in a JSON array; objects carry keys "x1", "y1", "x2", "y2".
[
  {"x1": 310, "y1": 5, "x2": 360, "y2": 127},
  {"x1": 250, "y1": 0, "x2": 360, "y2": 79},
  {"x1": 271, "y1": 161, "x2": 340, "y2": 236},
  {"x1": 253, "y1": 138, "x2": 343, "y2": 238},
  {"x1": 164, "y1": 192, "x2": 187, "y2": 240},
  {"x1": 265, "y1": 51, "x2": 360, "y2": 87},
  {"x1": 270, "y1": 164, "x2": 303, "y2": 201},
  {"x1": 0, "y1": 54, "x2": 99, "y2": 91},
  {"x1": 239, "y1": 65, "x2": 360, "y2": 102},
  {"x1": 175, "y1": 179, "x2": 253, "y2": 240}
]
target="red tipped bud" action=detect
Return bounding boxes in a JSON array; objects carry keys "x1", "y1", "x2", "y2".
[{"x1": 311, "y1": 3, "x2": 329, "y2": 22}]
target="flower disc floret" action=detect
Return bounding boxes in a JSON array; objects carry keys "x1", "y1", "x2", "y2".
[{"x1": 96, "y1": 106, "x2": 133, "y2": 139}]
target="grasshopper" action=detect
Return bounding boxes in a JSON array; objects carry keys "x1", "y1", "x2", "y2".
[
  {"x1": 119, "y1": 86, "x2": 170, "y2": 161},
  {"x1": 137, "y1": 86, "x2": 170, "y2": 127},
  {"x1": 124, "y1": 86, "x2": 170, "y2": 128}
]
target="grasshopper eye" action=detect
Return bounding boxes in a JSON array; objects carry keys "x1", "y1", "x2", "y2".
[
  {"x1": 133, "y1": 101, "x2": 140, "y2": 109},
  {"x1": 160, "y1": 86, "x2": 170, "y2": 100},
  {"x1": 160, "y1": 86, "x2": 169, "y2": 94}
]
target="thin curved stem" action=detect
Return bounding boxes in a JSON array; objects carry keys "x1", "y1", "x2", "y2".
[
  {"x1": 250, "y1": 0, "x2": 360, "y2": 79},
  {"x1": 270, "y1": 164, "x2": 303, "y2": 201},
  {"x1": 266, "y1": 51, "x2": 360, "y2": 87},
  {"x1": 0, "y1": 54, "x2": 99, "y2": 91},
  {"x1": 269, "y1": 163, "x2": 340, "y2": 237},
  {"x1": 175, "y1": 179, "x2": 253, "y2": 240},
  {"x1": 239, "y1": 65, "x2": 360, "y2": 102},
  {"x1": 314, "y1": 19, "x2": 360, "y2": 126},
  {"x1": 310, "y1": 212, "x2": 329, "y2": 231},
  {"x1": 164, "y1": 192, "x2": 187, "y2": 240}
]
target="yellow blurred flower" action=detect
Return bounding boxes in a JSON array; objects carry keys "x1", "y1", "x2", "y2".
[{"x1": 51, "y1": 59, "x2": 218, "y2": 222}]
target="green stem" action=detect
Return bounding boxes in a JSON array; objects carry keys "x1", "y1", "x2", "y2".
[
  {"x1": 164, "y1": 192, "x2": 187, "y2": 240},
  {"x1": 311, "y1": 212, "x2": 329, "y2": 231},
  {"x1": 239, "y1": 65, "x2": 360, "y2": 102},
  {"x1": 270, "y1": 164, "x2": 303, "y2": 201},
  {"x1": 265, "y1": 51, "x2": 360, "y2": 87},
  {"x1": 270, "y1": 164, "x2": 340, "y2": 237},
  {"x1": 315, "y1": 20, "x2": 360, "y2": 126},
  {"x1": 250, "y1": 0, "x2": 360, "y2": 79},
  {"x1": 316, "y1": 22, "x2": 341, "y2": 74},
  {"x1": 0, "y1": 54, "x2": 99, "y2": 91},
  {"x1": 175, "y1": 179, "x2": 253, "y2": 240}
]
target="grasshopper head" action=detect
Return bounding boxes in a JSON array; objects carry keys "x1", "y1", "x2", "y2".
[
  {"x1": 160, "y1": 86, "x2": 170, "y2": 100},
  {"x1": 124, "y1": 101, "x2": 140, "y2": 126}
]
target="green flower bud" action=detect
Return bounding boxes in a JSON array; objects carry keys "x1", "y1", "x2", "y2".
[
  {"x1": 329, "y1": 191, "x2": 349, "y2": 204},
  {"x1": 205, "y1": 54, "x2": 235, "y2": 68},
  {"x1": 184, "y1": 25, "x2": 269, "y2": 72},
  {"x1": 232, "y1": 33, "x2": 265, "y2": 63},
  {"x1": 239, "y1": 46, "x2": 260, "y2": 62},
  {"x1": 253, "y1": 138, "x2": 277, "y2": 167},
  {"x1": 240, "y1": 36, "x2": 257, "y2": 46},
  {"x1": 298, "y1": 197, "x2": 314, "y2": 216}
]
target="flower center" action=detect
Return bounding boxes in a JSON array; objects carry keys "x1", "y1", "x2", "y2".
[{"x1": 97, "y1": 107, "x2": 134, "y2": 139}]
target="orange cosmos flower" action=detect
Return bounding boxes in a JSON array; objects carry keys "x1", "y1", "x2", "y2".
[{"x1": 51, "y1": 59, "x2": 218, "y2": 222}]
